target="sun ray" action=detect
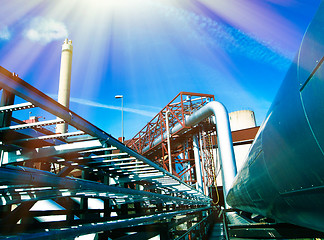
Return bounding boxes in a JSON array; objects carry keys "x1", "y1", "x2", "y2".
[{"x1": 0, "y1": 0, "x2": 319, "y2": 138}]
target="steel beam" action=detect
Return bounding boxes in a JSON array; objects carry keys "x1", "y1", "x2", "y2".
[
  {"x1": 0, "y1": 201, "x2": 36, "y2": 227},
  {"x1": 3, "y1": 139, "x2": 103, "y2": 164},
  {"x1": 12, "y1": 131, "x2": 85, "y2": 143},
  {"x1": 0, "y1": 102, "x2": 35, "y2": 113},
  {"x1": 0, "y1": 166, "x2": 209, "y2": 205},
  {"x1": 0, "y1": 119, "x2": 64, "y2": 132},
  {"x1": 78, "y1": 152, "x2": 128, "y2": 160},
  {"x1": 0, "y1": 207, "x2": 211, "y2": 240},
  {"x1": 80, "y1": 146, "x2": 116, "y2": 154},
  {"x1": 0, "y1": 67, "x2": 211, "y2": 238},
  {"x1": 0, "y1": 68, "x2": 206, "y2": 199}
]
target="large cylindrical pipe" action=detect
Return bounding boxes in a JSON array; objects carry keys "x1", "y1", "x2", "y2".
[
  {"x1": 186, "y1": 102, "x2": 237, "y2": 200},
  {"x1": 142, "y1": 101, "x2": 237, "y2": 202},
  {"x1": 56, "y1": 38, "x2": 73, "y2": 134},
  {"x1": 227, "y1": 1, "x2": 324, "y2": 232}
]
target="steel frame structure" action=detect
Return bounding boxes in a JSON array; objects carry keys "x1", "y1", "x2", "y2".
[
  {"x1": 127, "y1": 92, "x2": 216, "y2": 188},
  {"x1": 127, "y1": 92, "x2": 215, "y2": 155},
  {"x1": 0, "y1": 66, "x2": 212, "y2": 239},
  {"x1": 127, "y1": 92, "x2": 260, "y2": 201}
]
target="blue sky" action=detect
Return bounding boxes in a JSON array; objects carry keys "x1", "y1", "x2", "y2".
[{"x1": 0, "y1": 0, "x2": 321, "y2": 139}]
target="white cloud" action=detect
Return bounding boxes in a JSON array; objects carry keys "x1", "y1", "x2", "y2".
[
  {"x1": 24, "y1": 17, "x2": 68, "y2": 43},
  {"x1": 47, "y1": 94, "x2": 157, "y2": 117},
  {"x1": 70, "y1": 97, "x2": 156, "y2": 117},
  {"x1": 150, "y1": 2, "x2": 292, "y2": 70},
  {"x1": 0, "y1": 24, "x2": 11, "y2": 40}
]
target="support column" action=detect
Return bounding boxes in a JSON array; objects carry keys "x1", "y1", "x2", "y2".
[
  {"x1": 0, "y1": 89, "x2": 15, "y2": 129},
  {"x1": 97, "y1": 174, "x2": 111, "y2": 240},
  {"x1": 159, "y1": 223, "x2": 170, "y2": 240},
  {"x1": 193, "y1": 135, "x2": 204, "y2": 193},
  {"x1": 0, "y1": 89, "x2": 15, "y2": 168},
  {"x1": 80, "y1": 170, "x2": 89, "y2": 220}
]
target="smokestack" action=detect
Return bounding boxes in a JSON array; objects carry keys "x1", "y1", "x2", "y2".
[{"x1": 56, "y1": 38, "x2": 73, "y2": 134}]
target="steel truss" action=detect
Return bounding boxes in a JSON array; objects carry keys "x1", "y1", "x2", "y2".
[
  {"x1": 127, "y1": 92, "x2": 217, "y2": 188},
  {"x1": 0, "y1": 66, "x2": 212, "y2": 239}
]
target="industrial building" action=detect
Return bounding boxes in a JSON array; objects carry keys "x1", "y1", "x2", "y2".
[{"x1": 0, "y1": 1, "x2": 324, "y2": 239}]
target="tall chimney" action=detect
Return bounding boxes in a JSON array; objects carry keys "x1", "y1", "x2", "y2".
[{"x1": 56, "y1": 38, "x2": 73, "y2": 134}]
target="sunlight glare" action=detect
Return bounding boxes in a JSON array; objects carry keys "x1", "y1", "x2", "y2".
[{"x1": 197, "y1": 0, "x2": 300, "y2": 56}]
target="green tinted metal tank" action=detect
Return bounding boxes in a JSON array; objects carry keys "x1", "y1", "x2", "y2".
[{"x1": 227, "y1": 1, "x2": 324, "y2": 232}]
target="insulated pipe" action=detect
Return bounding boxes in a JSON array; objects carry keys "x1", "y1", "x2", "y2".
[
  {"x1": 142, "y1": 101, "x2": 237, "y2": 200},
  {"x1": 226, "y1": 212, "x2": 252, "y2": 225},
  {"x1": 199, "y1": 131, "x2": 209, "y2": 196},
  {"x1": 56, "y1": 38, "x2": 73, "y2": 134},
  {"x1": 185, "y1": 102, "x2": 237, "y2": 199},
  {"x1": 193, "y1": 134, "x2": 204, "y2": 193}
]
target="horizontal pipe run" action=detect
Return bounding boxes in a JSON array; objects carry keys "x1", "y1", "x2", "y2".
[
  {"x1": 0, "y1": 207, "x2": 211, "y2": 240},
  {"x1": 226, "y1": 212, "x2": 253, "y2": 225}
]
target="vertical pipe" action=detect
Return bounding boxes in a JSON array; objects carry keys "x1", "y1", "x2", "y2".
[
  {"x1": 56, "y1": 38, "x2": 73, "y2": 134},
  {"x1": 165, "y1": 111, "x2": 172, "y2": 173},
  {"x1": 184, "y1": 140, "x2": 190, "y2": 182},
  {"x1": 199, "y1": 131, "x2": 209, "y2": 196},
  {"x1": 193, "y1": 134, "x2": 204, "y2": 193},
  {"x1": 184, "y1": 102, "x2": 237, "y2": 207}
]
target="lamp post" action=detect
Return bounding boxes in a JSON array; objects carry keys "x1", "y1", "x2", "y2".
[{"x1": 115, "y1": 95, "x2": 124, "y2": 143}]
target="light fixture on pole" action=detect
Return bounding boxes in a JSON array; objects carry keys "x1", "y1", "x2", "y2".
[{"x1": 115, "y1": 95, "x2": 124, "y2": 143}]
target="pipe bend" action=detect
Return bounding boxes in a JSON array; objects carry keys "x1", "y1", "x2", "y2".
[
  {"x1": 141, "y1": 101, "x2": 237, "y2": 202},
  {"x1": 186, "y1": 101, "x2": 237, "y2": 198},
  {"x1": 185, "y1": 101, "x2": 228, "y2": 127}
]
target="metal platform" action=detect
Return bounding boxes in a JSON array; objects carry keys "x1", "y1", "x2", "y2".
[{"x1": 0, "y1": 66, "x2": 212, "y2": 239}]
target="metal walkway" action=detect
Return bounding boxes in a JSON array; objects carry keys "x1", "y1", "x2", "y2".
[{"x1": 0, "y1": 66, "x2": 212, "y2": 239}]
